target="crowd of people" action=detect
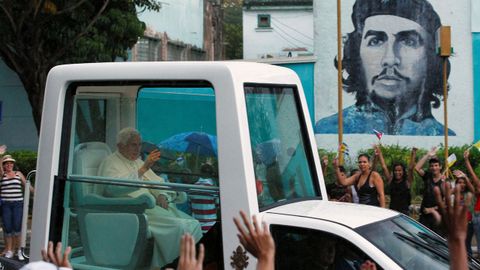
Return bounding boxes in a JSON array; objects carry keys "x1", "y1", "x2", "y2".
[
  {"x1": 325, "y1": 144, "x2": 480, "y2": 258},
  {"x1": 2, "y1": 132, "x2": 479, "y2": 269}
]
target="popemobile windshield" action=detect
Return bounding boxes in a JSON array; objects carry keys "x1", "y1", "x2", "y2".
[{"x1": 22, "y1": 62, "x2": 479, "y2": 270}]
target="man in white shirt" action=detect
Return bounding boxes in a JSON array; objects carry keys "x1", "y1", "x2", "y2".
[{"x1": 98, "y1": 127, "x2": 202, "y2": 268}]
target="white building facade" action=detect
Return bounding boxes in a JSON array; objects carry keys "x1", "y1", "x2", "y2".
[{"x1": 243, "y1": 0, "x2": 313, "y2": 59}]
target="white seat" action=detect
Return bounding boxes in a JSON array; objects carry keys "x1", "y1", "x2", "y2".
[
  {"x1": 70, "y1": 141, "x2": 154, "y2": 269},
  {"x1": 72, "y1": 142, "x2": 112, "y2": 198},
  {"x1": 73, "y1": 142, "x2": 112, "y2": 176}
]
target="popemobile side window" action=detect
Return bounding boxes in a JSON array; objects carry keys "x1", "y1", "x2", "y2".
[
  {"x1": 62, "y1": 84, "x2": 222, "y2": 270},
  {"x1": 244, "y1": 84, "x2": 320, "y2": 209},
  {"x1": 270, "y1": 225, "x2": 383, "y2": 270}
]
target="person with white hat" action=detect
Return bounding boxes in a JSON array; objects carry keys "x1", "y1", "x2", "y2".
[{"x1": 1, "y1": 154, "x2": 34, "y2": 260}]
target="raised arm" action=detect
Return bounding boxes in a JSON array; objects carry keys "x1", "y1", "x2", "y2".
[
  {"x1": 333, "y1": 158, "x2": 358, "y2": 186},
  {"x1": 464, "y1": 149, "x2": 480, "y2": 192},
  {"x1": 371, "y1": 147, "x2": 379, "y2": 172},
  {"x1": 466, "y1": 178, "x2": 476, "y2": 196},
  {"x1": 406, "y1": 148, "x2": 417, "y2": 188},
  {"x1": 454, "y1": 170, "x2": 475, "y2": 194},
  {"x1": 375, "y1": 145, "x2": 391, "y2": 184},
  {"x1": 415, "y1": 147, "x2": 437, "y2": 177},
  {"x1": 372, "y1": 172, "x2": 386, "y2": 208}
]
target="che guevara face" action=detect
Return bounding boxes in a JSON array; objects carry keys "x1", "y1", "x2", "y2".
[{"x1": 360, "y1": 15, "x2": 429, "y2": 100}]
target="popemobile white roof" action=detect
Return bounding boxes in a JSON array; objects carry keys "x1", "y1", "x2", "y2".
[
  {"x1": 47, "y1": 61, "x2": 300, "y2": 86},
  {"x1": 266, "y1": 200, "x2": 399, "y2": 228}
]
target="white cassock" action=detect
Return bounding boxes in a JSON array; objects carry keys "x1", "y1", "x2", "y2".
[{"x1": 97, "y1": 151, "x2": 202, "y2": 268}]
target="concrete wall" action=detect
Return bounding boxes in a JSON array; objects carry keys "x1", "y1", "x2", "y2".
[
  {"x1": 313, "y1": 0, "x2": 474, "y2": 153},
  {"x1": 243, "y1": 8, "x2": 313, "y2": 59},
  {"x1": 138, "y1": 0, "x2": 204, "y2": 48},
  {"x1": 0, "y1": 61, "x2": 38, "y2": 150},
  {"x1": 473, "y1": 0, "x2": 480, "y2": 32}
]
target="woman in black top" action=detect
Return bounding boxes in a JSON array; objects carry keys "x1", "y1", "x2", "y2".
[
  {"x1": 376, "y1": 145, "x2": 416, "y2": 215},
  {"x1": 334, "y1": 152, "x2": 385, "y2": 207}
]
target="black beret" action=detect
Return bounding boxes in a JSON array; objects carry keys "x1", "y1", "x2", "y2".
[{"x1": 351, "y1": 0, "x2": 441, "y2": 35}]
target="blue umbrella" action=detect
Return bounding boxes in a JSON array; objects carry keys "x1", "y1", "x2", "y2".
[
  {"x1": 159, "y1": 132, "x2": 217, "y2": 156},
  {"x1": 254, "y1": 139, "x2": 281, "y2": 166}
]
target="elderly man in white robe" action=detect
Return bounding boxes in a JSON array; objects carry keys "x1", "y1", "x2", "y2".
[{"x1": 98, "y1": 127, "x2": 202, "y2": 268}]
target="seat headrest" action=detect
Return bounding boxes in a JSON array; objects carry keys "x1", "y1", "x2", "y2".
[{"x1": 73, "y1": 142, "x2": 112, "y2": 176}]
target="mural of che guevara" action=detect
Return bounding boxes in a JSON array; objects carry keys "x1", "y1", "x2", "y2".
[{"x1": 315, "y1": 0, "x2": 456, "y2": 136}]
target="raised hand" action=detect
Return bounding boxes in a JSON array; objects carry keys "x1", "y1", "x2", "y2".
[
  {"x1": 145, "y1": 149, "x2": 161, "y2": 168},
  {"x1": 41, "y1": 241, "x2": 72, "y2": 268},
  {"x1": 427, "y1": 147, "x2": 438, "y2": 158},
  {"x1": 452, "y1": 170, "x2": 467, "y2": 179},
  {"x1": 138, "y1": 149, "x2": 162, "y2": 178},
  {"x1": 178, "y1": 234, "x2": 204, "y2": 270},
  {"x1": 435, "y1": 183, "x2": 467, "y2": 239},
  {"x1": 0, "y1": 145, "x2": 6, "y2": 155},
  {"x1": 434, "y1": 183, "x2": 468, "y2": 270},
  {"x1": 233, "y1": 211, "x2": 275, "y2": 270}
]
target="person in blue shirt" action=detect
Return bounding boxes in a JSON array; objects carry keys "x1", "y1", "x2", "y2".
[{"x1": 315, "y1": 0, "x2": 456, "y2": 136}]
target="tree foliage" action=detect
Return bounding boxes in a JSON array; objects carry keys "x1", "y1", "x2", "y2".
[
  {"x1": 3, "y1": 150, "x2": 37, "y2": 177},
  {"x1": 0, "y1": 0, "x2": 161, "y2": 133},
  {"x1": 223, "y1": 0, "x2": 243, "y2": 59}
]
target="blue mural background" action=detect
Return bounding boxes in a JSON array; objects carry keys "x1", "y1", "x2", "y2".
[
  {"x1": 473, "y1": 33, "x2": 480, "y2": 142},
  {"x1": 277, "y1": 62, "x2": 315, "y2": 127}
]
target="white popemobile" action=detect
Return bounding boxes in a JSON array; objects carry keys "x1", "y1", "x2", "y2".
[{"x1": 25, "y1": 62, "x2": 479, "y2": 270}]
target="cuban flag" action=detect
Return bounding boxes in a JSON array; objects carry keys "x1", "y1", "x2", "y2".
[{"x1": 372, "y1": 129, "x2": 384, "y2": 140}]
